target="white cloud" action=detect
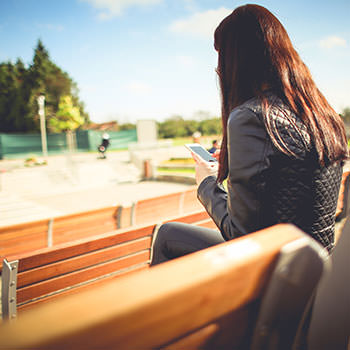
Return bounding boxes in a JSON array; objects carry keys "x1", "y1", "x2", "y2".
[
  {"x1": 169, "y1": 7, "x2": 231, "y2": 39},
  {"x1": 319, "y1": 35, "x2": 347, "y2": 49},
  {"x1": 82, "y1": 0, "x2": 162, "y2": 19},
  {"x1": 127, "y1": 81, "x2": 152, "y2": 94}
]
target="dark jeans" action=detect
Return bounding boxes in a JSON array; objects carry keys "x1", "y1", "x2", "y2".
[{"x1": 150, "y1": 222, "x2": 225, "y2": 266}]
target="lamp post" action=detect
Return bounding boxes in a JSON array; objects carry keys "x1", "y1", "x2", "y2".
[{"x1": 37, "y1": 94, "x2": 48, "y2": 158}]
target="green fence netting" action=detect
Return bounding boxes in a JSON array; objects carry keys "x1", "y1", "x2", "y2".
[{"x1": 0, "y1": 129, "x2": 137, "y2": 159}]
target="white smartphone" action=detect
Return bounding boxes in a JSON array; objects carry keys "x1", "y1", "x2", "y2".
[{"x1": 185, "y1": 143, "x2": 218, "y2": 162}]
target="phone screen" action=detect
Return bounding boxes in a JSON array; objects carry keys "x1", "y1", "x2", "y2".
[{"x1": 187, "y1": 145, "x2": 217, "y2": 162}]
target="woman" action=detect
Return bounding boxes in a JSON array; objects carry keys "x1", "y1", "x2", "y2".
[{"x1": 151, "y1": 4, "x2": 347, "y2": 265}]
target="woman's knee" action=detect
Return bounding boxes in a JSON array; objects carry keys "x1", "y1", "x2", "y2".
[
  {"x1": 150, "y1": 223, "x2": 172, "y2": 265},
  {"x1": 153, "y1": 222, "x2": 175, "y2": 246}
]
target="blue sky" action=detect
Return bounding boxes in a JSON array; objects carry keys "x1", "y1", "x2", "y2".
[{"x1": 1, "y1": 0, "x2": 349, "y2": 123}]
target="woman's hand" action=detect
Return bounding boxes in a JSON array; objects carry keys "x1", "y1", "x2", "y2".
[
  {"x1": 191, "y1": 152, "x2": 218, "y2": 185},
  {"x1": 212, "y1": 149, "x2": 220, "y2": 161}
]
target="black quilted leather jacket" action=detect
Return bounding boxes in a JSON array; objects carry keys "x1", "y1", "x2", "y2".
[{"x1": 198, "y1": 94, "x2": 342, "y2": 251}]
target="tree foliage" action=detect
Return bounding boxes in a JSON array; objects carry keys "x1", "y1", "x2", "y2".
[
  {"x1": 157, "y1": 115, "x2": 221, "y2": 138},
  {"x1": 119, "y1": 122, "x2": 136, "y2": 131},
  {"x1": 0, "y1": 40, "x2": 89, "y2": 133},
  {"x1": 49, "y1": 95, "x2": 84, "y2": 132}
]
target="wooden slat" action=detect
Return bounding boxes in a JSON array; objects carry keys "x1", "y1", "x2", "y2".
[
  {"x1": 182, "y1": 187, "x2": 203, "y2": 212},
  {"x1": 17, "y1": 237, "x2": 152, "y2": 288},
  {"x1": 17, "y1": 250, "x2": 150, "y2": 304},
  {"x1": 0, "y1": 224, "x2": 304, "y2": 349},
  {"x1": 53, "y1": 218, "x2": 116, "y2": 235},
  {"x1": 0, "y1": 226, "x2": 48, "y2": 247},
  {"x1": 52, "y1": 208, "x2": 118, "y2": 231},
  {"x1": 0, "y1": 234, "x2": 48, "y2": 257},
  {"x1": 135, "y1": 192, "x2": 183, "y2": 224},
  {"x1": 164, "y1": 210, "x2": 209, "y2": 224},
  {"x1": 53, "y1": 206, "x2": 119, "y2": 225},
  {"x1": 53, "y1": 225, "x2": 117, "y2": 245},
  {"x1": 197, "y1": 219, "x2": 219, "y2": 230},
  {"x1": 18, "y1": 263, "x2": 149, "y2": 313},
  {"x1": 11, "y1": 224, "x2": 155, "y2": 272},
  {"x1": 0, "y1": 218, "x2": 50, "y2": 236},
  {"x1": 52, "y1": 207, "x2": 119, "y2": 244}
]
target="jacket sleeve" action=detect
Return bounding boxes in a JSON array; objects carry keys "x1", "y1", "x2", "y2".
[{"x1": 197, "y1": 106, "x2": 272, "y2": 240}]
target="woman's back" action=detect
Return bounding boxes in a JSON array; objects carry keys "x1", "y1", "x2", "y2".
[
  {"x1": 264, "y1": 153, "x2": 342, "y2": 252},
  {"x1": 224, "y1": 95, "x2": 342, "y2": 251}
]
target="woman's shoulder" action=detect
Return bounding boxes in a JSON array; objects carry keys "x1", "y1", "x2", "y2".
[{"x1": 232, "y1": 94, "x2": 313, "y2": 158}]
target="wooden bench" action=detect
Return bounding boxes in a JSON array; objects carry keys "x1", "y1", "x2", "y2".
[
  {"x1": 0, "y1": 224, "x2": 328, "y2": 349},
  {"x1": 0, "y1": 187, "x2": 201, "y2": 266},
  {"x1": 1, "y1": 209, "x2": 214, "y2": 319}
]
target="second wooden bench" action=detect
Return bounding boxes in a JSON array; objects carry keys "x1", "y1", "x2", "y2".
[{"x1": 1, "y1": 210, "x2": 215, "y2": 319}]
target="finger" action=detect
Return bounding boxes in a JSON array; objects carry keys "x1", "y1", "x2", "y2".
[
  {"x1": 213, "y1": 150, "x2": 220, "y2": 160},
  {"x1": 191, "y1": 151, "x2": 202, "y2": 164}
]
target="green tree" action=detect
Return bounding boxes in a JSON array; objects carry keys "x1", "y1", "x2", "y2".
[
  {"x1": 158, "y1": 116, "x2": 188, "y2": 138},
  {"x1": 157, "y1": 114, "x2": 221, "y2": 139},
  {"x1": 119, "y1": 122, "x2": 136, "y2": 131},
  {"x1": 49, "y1": 95, "x2": 84, "y2": 132},
  {"x1": 0, "y1": 60, "x2": 36, "y2": 132},
  {"x1": 0, "y1": 39, "x2": 90, "y2": 133},
  {"x1": 199, "y1": 117, "x2": 222, "y2": 135}
]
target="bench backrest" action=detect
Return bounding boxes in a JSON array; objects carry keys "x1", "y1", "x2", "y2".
[
  {"x1": 0, "y1": 218, "x2": 52, "y2": 259},
  {"x1": 0, "y1": 205, "x2": 121, "y2": 261},
  {"x1": 51, "y1": 206, "x2": 122, "y2": 245},
  {"x1": 0, "y1": 224, "x2": 324, "y2": 349},
  {"x1": 134, "y1": 187, "x2": 202, "y2": 225}
]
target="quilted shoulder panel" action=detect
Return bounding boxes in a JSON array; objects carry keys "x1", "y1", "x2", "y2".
[{"x1": 243, "y1": 95, "x2": 312, "y2": 159}]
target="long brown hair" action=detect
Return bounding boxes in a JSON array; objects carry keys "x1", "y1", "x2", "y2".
[{"x1": 214, "y1": 4, "x2": 348, "y2": 182}]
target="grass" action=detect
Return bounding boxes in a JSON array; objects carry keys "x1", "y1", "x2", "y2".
[
  {"x1": 157, "y1": 167, "x2": 195, "y2": 174},
  {"x1": 160, "y1": 158, "x2": 195, "y2": 165}
]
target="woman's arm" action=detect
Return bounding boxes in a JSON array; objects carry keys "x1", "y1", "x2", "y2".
[{"x1": 197, "y1": 106, "x2": 272, "y2": 240}]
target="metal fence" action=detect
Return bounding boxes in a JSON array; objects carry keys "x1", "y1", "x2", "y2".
[{"x1": 0, "y1": 129, "x2": 137, "y2": 159}]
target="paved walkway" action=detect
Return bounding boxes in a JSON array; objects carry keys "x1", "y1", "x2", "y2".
[{"x1": 0, "y1": 147, "x2": 194, "y2": 227}]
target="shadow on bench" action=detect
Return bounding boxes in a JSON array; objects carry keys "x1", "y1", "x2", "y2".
[{"x1": 0, "y1": 224, "x2": 329, "y2": 349}]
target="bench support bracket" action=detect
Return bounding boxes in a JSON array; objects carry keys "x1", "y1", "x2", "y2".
[{"x1": 1, "y1": 259, "x2": 18, "y2": 320}]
